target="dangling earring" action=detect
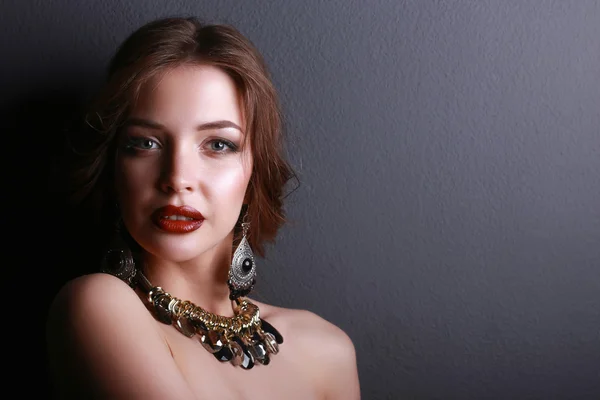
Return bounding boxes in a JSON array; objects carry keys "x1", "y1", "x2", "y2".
[
  {"x1": 227, "y1": 212, "x2": 256, "y2": 300},
  {"x1": 100, "y1": 215, "x2": 137, "y2": 286}
]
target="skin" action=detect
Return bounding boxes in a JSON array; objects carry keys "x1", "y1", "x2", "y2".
[{"x1": 46, "y1": 65, "x2": 361, "y2": 399}]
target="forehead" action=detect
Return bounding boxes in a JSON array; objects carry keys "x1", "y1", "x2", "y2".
[{"x1": 131, "y1": 64, "x2": 244, "y2": 130}]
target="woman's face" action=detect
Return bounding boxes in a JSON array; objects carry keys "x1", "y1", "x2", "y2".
[{"x1": 115, "y1": 64, "x2": 252, "y2": 262}]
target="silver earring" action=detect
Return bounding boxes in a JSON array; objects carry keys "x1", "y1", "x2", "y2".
[
  {"x1": 227, "y1": 215, "x2": 256, "y2": 299},
  {"x1": 100, "y1": 217, "x2": 137, "y2": 286}
]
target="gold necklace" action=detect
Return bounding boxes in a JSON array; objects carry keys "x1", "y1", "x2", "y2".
[{"x1": 135, "y1": 269, "x2": 283, "y2": 369}]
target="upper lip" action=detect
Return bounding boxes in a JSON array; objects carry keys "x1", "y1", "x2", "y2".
[{"x1": 152, "y1": 205, "x2": 204, "y2": 220}]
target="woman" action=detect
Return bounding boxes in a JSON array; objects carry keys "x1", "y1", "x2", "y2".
[{"x1": 46, "y1": 16, "x2": 360, "y2": 399}]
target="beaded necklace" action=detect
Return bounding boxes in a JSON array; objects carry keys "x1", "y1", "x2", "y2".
[{"x1": 135, "y1": 270, "x2": 283, "y2": 369}]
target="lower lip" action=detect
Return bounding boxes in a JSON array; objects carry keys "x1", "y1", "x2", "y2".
[{"x1": 153, "y1": 218, "x2": 204, "y2": 233}]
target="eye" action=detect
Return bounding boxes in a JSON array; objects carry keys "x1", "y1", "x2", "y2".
[
  {"x1": 207, "y1": 139, "x2": 238, "y2": 153},
  {"x1": 125, "y1": 137, "x2": 160, "y2": 151},
  {"x1": 136, "y1": 138, "x2": 159, "y2": 150}
]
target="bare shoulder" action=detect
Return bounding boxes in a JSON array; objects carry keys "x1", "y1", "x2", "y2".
[
  {"x1": 46, "y1": 273, "x2": 148, "y2": 344},
  {"x1": 46, "y1": 273, "x2": 195, "y2": 399},
  {"x1": 49, "y1": 272, "x2": 140, "y2": 313},
  {"x1": 254, "y1": 300, "x2": 355, "y2": 358},
  {"x1": 252, "y1": 300, "x2": 361, "y2": 399},
  {"x1": 47, "y1": 273, "x2": 141, "y2": 337}
]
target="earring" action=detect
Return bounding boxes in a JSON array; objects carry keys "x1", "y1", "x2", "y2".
[
  {"x1": 100, "y1": 216, "x2": 137, "y2": 286},
  {"x1": 227, "y1": 213, "x2": 256, "y2": 300}
]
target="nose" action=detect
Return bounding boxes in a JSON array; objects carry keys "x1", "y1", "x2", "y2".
[{"x1": 158, "y1": 145, "x2": 195, "y2": 194}]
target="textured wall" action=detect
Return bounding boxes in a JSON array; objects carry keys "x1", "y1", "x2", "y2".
[{"x1": 3, "y1": 1, "x2": 599, "y2": 399}]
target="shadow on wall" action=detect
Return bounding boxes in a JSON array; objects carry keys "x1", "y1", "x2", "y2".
[{"x1": 2, "y1": 86, "x2": 102, "y2": 397}]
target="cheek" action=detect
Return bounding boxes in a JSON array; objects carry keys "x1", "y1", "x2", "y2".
[
  {"x1": 114, "y1": 157, "x2": 157, "y2": 207},
  {"x1": 206, "y1": 149, "x2": 253, "y2": 200},
  {"x1": 207, "y1": 163, "x2": 252, "y2": 205}
]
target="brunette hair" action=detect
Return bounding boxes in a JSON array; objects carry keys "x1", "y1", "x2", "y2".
[{"x1": 67, "y1": 16, "x2": 296, "y2": 257}]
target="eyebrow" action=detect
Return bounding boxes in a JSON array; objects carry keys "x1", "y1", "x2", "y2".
[{"x1": 123, "y1": 117, "x2": 243, "y2": 133}]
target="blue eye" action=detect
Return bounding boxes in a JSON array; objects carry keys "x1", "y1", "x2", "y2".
[{"x1": 208, "y1": 139, "x2": 238, "y2": 153}]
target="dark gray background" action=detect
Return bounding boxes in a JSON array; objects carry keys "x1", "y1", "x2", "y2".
[{"x1": 2, "y1": 1, "x2": 599, "y2": 399}]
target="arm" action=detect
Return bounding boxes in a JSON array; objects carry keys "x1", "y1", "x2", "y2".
[{"x1": 46, "y1": 273, "x2": 196, "y2": 400}]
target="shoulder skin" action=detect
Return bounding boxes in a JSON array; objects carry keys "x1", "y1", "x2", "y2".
[
  {"x1": 45, "y1": 273, "x2": 196, "y2": 400},
  {"x1": 254, "y1": 302, "x2": 361, "y2": 400},
  {"x1": 295, "y1": 309, "x2": 361, "y2": 400}
]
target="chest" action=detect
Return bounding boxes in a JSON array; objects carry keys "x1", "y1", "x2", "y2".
[{"x1": 161, "y1": 326, "x2": 321, "y2": 400}]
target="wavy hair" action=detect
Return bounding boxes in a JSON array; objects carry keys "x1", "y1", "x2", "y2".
[{"x1": 67, "y1": 17, "x2": 296, "y2": 257}]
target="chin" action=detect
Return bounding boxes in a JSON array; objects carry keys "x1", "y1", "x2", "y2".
[{"x1": 138, "y1": 232, "x2": 221, "y2": 262}]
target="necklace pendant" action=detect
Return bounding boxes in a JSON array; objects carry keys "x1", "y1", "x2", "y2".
[
  {"x1": 260, "y1": 318, "x2": 284, "y2": 344},
  {"x1": 174, "y1": 316, "x2": 195, "y2": 337},
  {"x1": 248, "y1": 342, "x2": 268, "y2": 363},
  {"x1": 200, "y1": 331, "x2": 224, "y2": 353},
  {"x1": 228, "y1": 340, "x2": 245, "y2": 366},
  {"x1": 214, "y1": 345, "x2": 234, "y2": 362},
  {"x1": 232, "y1": 336, "x2": 255, "y2": 370},
  {"x1": 153, "y1": 294, "x2": 173, "y2": 325},
  {"x1": 263, "y1": 332, "x2": 279, "y2": 355}
]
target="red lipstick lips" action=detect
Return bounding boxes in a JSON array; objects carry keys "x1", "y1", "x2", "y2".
[{"x1": 152, "y1": 205, "x2": 204, "y2": 233}]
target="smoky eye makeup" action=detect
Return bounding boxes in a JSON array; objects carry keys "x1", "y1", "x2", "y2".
[
  {"x1": 117, "y1": 130, "x2": 161, "y2": 154},
  {"x1": 116, "y1": 122, "x2": 245, "y2": 155},
  {"x1": 127, "y1": 137, "x2": 160, "y2": 150},
  {"x1": 203, "y1": 137, "x2": 240, "y2": 153}
]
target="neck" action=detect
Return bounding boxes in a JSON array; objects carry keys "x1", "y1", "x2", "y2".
[{"x1": 138, "y1": 239, "x2": 235, "y2": 317}]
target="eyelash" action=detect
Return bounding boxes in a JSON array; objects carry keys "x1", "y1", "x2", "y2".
[
  {"x1": 207, "y1": 139, "x2": 238, "y2": 153},
  {"x1": 124, "y1": 138, "x2": 159, "y2": 151},
  {"x1": 123, "y1": 137, "x2": 239, "y2": 154}
]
